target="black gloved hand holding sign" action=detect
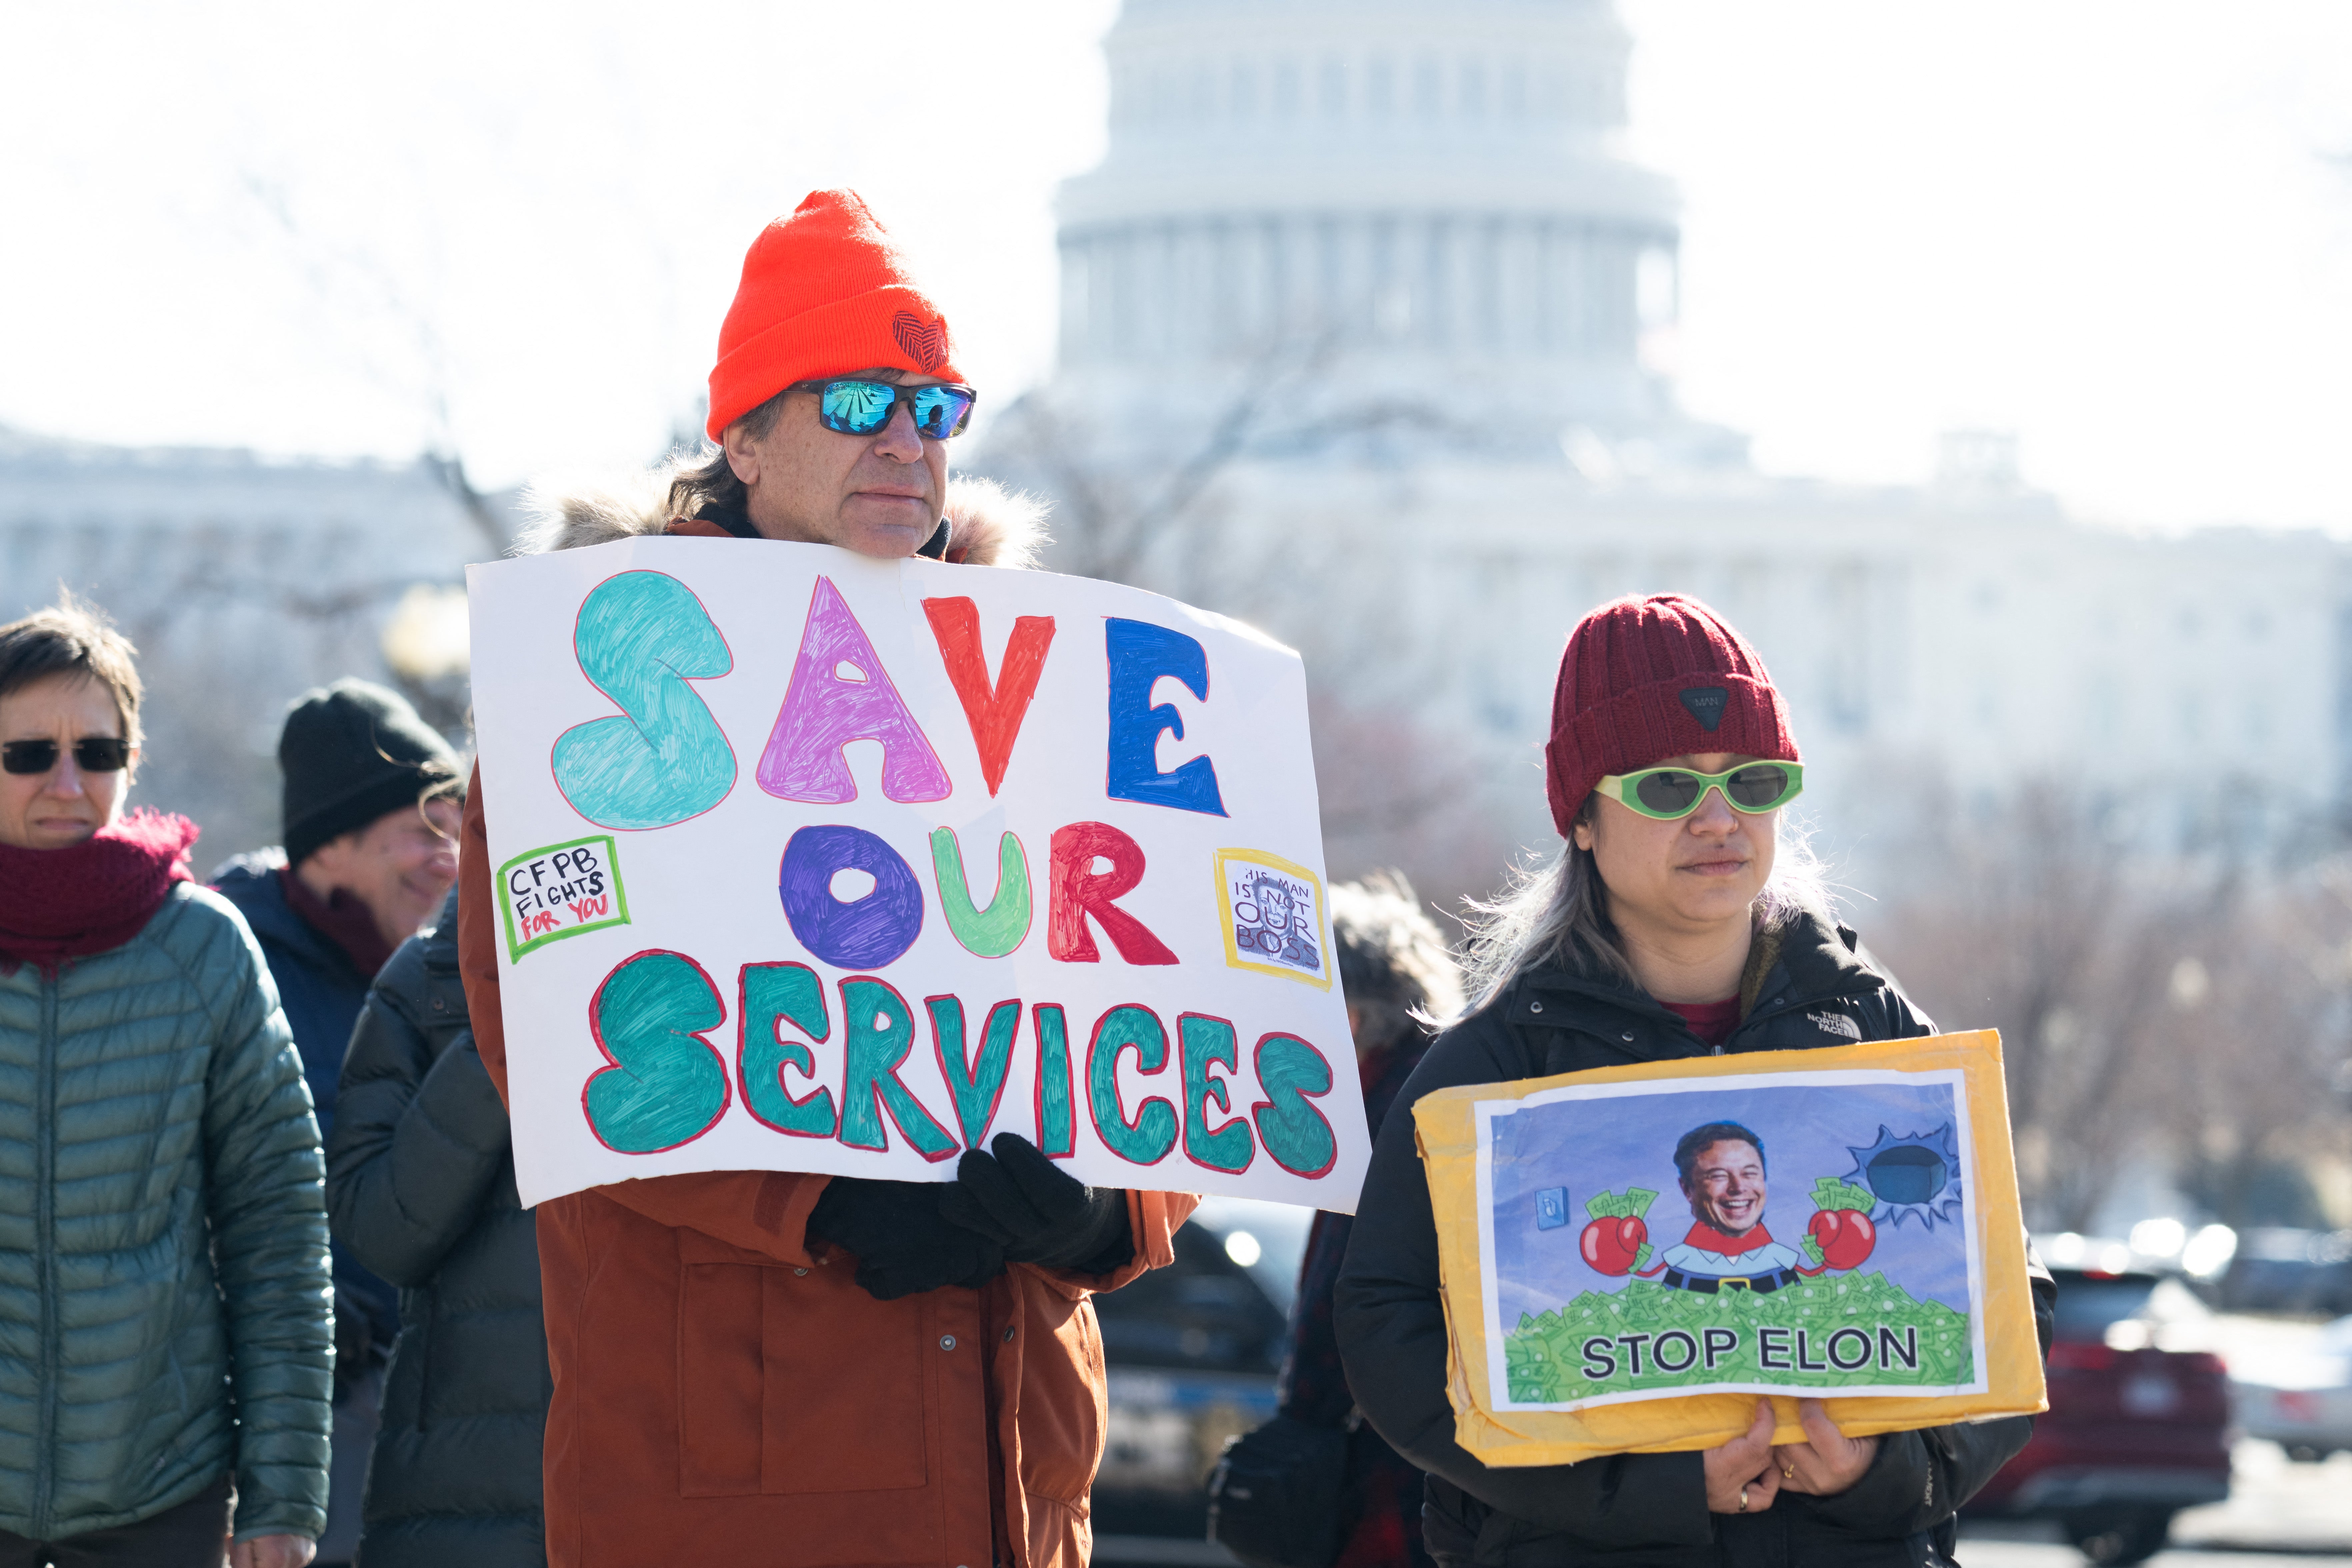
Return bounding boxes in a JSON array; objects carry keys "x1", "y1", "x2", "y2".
[
  {"x1": 806, "y1": 1177, "x2": 1007, "y2": 1301},
  {"x1": 943, "y1": 1132, "x2": 1135, "y2": 1274}
]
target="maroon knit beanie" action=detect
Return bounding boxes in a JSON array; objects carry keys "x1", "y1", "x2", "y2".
[{"x1": 1543, "y1": 593, "x2": 1800, "y2": 838}]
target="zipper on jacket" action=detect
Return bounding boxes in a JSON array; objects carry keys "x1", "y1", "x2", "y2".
[{"x1": 33, "y1": 973, "x2": 58, "y2": 1537}]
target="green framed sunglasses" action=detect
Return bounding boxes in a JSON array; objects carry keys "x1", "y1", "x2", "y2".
[{"x1": 1594, "y1": 760, "x2": 1804, "y2": 820}]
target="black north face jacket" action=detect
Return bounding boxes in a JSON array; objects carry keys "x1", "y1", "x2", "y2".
[{"x1": 1334, "y1": 909, "x2": 2056, "y2": 1568}]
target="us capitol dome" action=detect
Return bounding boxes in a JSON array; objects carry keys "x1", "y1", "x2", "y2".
[
  {"x1": 1051, "y1": 0, "x2": 1728, "y2": 463},
  {"x1": 981, "y1": 0, "x2": 2342, "y2": 886}
]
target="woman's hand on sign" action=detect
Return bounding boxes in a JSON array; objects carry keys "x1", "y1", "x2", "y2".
[
  {"x1": 1702, "y1": 1400, "x2": 1782, "y2": 1515},
  {"x1": 1771, "y1": 1398, "x2": 1881, "y2": 1496}
]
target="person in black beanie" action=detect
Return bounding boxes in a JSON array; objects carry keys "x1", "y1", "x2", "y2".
[
  {"x1": 213, "y1": 678, "x2": 462, "y2": 1568},
  {"x1": 277, "y1": 679, "x2": 464, "y2": 874},
  {"x1": 1266, "y1": 873, "x2": 1461, "y2": 1568}
]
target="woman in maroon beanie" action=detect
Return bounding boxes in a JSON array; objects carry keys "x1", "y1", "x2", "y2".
[
  {"x1": 1333, "y1": 594, "x2": 2055, "y2": 1568},
  {"x1": 0, "y1": 598, "x2": 331, "y2": 1568}
]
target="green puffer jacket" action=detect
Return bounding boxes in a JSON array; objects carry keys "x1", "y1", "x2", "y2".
[{"x1": 0, "y1": 882, "x2": 333, "y2": 1543}]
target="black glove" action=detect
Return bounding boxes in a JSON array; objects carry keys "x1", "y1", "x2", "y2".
[
  {"x1": 806, "y1": 1176, "x2": 1006, "y2": 1301},
  {"x1": 941, "y1": 1132, "x2": 1134, "y2": 1273}
]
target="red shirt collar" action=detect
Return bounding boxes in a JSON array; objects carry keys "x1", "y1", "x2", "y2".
[{"x1": 1683, "y1": 1220, "x2": 1776, "y2": 1256}]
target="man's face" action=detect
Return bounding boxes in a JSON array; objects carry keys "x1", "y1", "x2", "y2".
[
  {"x1": 722, "y1": 368, "x2": 951, "y2": 558},
  {"x1": 299, "y1": 796, "x2": 460, "y2": 947},
  {"x1": 1682, "y1": 1139, "x2": 1767, "y2": 1237}
]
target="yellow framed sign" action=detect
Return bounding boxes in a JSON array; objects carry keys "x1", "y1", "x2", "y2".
[
  {"x1": 1412, "y1": 1030, "x2": 2045, "y2": 1465},
  {"x1": 1212, "y1": 847, "x2": 1332, "y2": 990}
]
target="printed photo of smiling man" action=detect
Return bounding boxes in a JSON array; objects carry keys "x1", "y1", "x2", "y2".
[{"x1": 1645, "y1": 1121, "x2": 1806, "y2": 1293}]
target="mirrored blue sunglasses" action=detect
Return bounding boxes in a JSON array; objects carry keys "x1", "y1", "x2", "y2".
[{"x1": 788, "y1": 378, "x2": 977, "y2": 439}]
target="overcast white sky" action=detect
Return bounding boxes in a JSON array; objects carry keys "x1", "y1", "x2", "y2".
[{"x1": 2, "y1": 1, "x2": 2347, "y2": 531}]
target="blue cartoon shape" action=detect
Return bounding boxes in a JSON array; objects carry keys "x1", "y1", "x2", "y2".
[{"x1": 1843, "y1": 1122, "x2": 1965, "y2": 1230}]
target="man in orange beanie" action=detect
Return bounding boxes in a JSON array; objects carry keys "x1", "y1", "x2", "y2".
[
  {"x1": 445, "y1": 189, "x2": 1195, "y2": 1568},
  {"x1": 678, "y1": 187, "x2": 976, "y2": 557}
]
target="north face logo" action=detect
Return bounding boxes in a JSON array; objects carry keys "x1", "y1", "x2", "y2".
[
  {"x1": 1808, "y1": 1010, "x2": 1863, "y2": 1040},
  {"x1": 1679, "y1": 686, "x2": 1729, "y2": 731},
  {"x1": 892, "y1": 311, "x2": 948, "y2": 372}
]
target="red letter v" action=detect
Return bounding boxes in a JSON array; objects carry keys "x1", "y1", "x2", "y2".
[{"x1": 922, "y1": 597, "x2": 1056, "y2": 796}]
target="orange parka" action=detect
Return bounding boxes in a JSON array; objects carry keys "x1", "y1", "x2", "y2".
[{"x1": 455, "y1": 479, "x2": 1197, "y2": 1568}]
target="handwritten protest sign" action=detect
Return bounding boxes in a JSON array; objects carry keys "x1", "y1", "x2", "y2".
[
  {"x1": 467, "y1": 537, "x2": 1369, "y2": 1211},
  {"x1": 1414, "y1": 1032, "x2": 2045, "y2": 1463}
]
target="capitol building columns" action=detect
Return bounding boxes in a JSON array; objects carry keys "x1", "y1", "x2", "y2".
[
  {"x1": 1052, "y1": 0, "x2": 1678, "y2": 407},
  {"x1": 1057, "y1": 211, "x2": 1661, "y2": 376}
]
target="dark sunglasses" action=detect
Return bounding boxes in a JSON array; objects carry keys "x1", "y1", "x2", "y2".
[
  {"x1": 2, "y1": 737, "x2": 132, "y2": 775},
  {"x1": 789, "y1": 378, "x2": 977, "y2": 439}
]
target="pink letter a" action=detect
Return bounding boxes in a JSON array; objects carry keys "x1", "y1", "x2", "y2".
[{"x1": 758, "y1": 577, "x2": 952, "y2": 803}]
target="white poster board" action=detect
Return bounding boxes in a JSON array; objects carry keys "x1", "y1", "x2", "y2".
[{"x1": 467, "y1": 537, "x2": 1368, "y2": 1211}]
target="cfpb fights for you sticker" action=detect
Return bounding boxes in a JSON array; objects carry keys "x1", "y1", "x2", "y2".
[{"x1": 500, "y1": 834, "x2": 630, "y2": 962}]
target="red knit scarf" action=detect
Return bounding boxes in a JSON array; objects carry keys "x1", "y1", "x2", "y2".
[
  {"x1": 0, "y1": 808, "x2": 200, "y2": 975},
  {"x1": 278, "y1": 865, "x2": 394, "y2": 980}
]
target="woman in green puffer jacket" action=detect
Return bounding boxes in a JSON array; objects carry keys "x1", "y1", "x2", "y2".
[{"x1": 0, "y1": 599, "x2": 332, "y2": 1568}]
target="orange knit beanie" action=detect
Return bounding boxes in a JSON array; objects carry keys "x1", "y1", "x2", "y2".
[{"x1": 705, "y1": 189, "x2": 964, "y2": 441}]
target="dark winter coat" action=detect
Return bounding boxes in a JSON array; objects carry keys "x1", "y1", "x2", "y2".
[
  {"x1": 0, "y1": 883, "x2": 331, "y2": 1542},
  {"x1": 214, "y1": 859, "x2": 400, "y2": 1347},
  {"x1": 1280, "y1": 1034, "x2": 1438, "y2": 1568},
  {"x1": 326, "y1": 888, "x2": 549, "y2": 1568},
  {"x1": 1334, "y1": 908, "x2": 2057, "y2": 1568}
]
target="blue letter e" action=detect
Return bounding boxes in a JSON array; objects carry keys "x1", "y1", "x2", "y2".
[{"x1": 1105, "y1": 619, "x2": 1227, "y2": 816}]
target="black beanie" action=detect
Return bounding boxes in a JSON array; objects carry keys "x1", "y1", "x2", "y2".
[{"x1": 281, "y1": 679, "x2": 460, "y2": 867}]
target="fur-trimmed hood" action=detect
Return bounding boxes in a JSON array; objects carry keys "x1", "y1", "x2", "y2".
[{"x1": 516, "y1": 462, "x2": 1047, "y2": 569}]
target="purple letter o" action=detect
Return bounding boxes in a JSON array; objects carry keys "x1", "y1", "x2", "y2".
[{"x1": 779, "y1": 825, "x2": 925, "y2": 969}]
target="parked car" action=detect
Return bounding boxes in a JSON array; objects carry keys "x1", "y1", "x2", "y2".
[
  {"x1": 1969, "y1": 1263, "x2": 2231, "y2": 1565},
  {"x1": 2230, "y1": 1314, "x2": 2352, "y2": 1462},
  {"x1": 2215, "y1": 1228, "x2": 2352, "y2": 1317},
  {"x1": 1091, "y1": 1199, "x2": 1310, "y2": 1562}
]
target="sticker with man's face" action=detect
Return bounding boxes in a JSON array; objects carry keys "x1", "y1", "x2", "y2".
[{"x1": 1213, "y1": 849, "x2": 1331, "y2": 988}]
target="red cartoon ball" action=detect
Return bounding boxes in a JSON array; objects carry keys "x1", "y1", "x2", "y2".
[
  {"x1": 1808, "y1": 1208, "x2": 1877, "y2": 1271},
  {"x1": 1580, "y1": 1215, "x2": 1648, "y2": 1276}
]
